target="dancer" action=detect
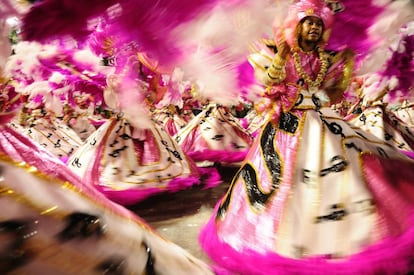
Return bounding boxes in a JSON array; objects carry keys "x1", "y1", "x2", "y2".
[
  {"x1": 174, "y1": 101, "x2": 253, "y2": 167},
  {"x1": 200, "y1": 1, "x2": 414, "y2": 274},
  {"x1": 345, "y1": 75, "x2": 414, "y2": 153},
  {"x1": 67, "y1": 51, "x2": 220, "y2": 205},
  {"x1": 0, "y1": 68, "x2": 215, "y2": 275},
  {"x1": 346, "y1": 19, "x2": 414, "y2": 156}
]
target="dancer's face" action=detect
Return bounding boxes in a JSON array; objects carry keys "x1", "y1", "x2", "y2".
[{"x1": 299, "y1": 16, "x2": 324, "y2": 44}]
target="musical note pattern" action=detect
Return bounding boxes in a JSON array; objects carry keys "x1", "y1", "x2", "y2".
[
  {"x1": 68, "y1": 115, "x2": 199, "y2": 203},
  {"x1": 347, "y1": 103, "x2": 414, "y2": 152},
  {"x1": 212, "y1": 90, "x2": 413, "y2": 259},
  {"x1": 9, "y1": 117, "x2": 83, "y2": 160},
  {"x1": 174, "y1": 103, "x2": 253, "y2": 164}
]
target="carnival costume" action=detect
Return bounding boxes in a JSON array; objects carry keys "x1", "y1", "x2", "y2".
[
  {"x1": 344, "y1": 74, "x2": 414, "y2": 153},
  {"x1": 199, "y1": 1, "x2": 414, "y2": 274},
  {"x1": 151, "y1": 68, "x2": 191, "y2": 137},
  {"x1": 345, "y1": 20, "x2": 414, "y2": 157},
  {"x1": 67, "y1": 112, "x2": 212, "y2": 205},
  {"x1": 393, "y1": 101, "x2": 414, "y2": 132},
  {"x1": 0, "y1": 117, "x2": 214, "y2": 275},
  {"x1": 175, "y1": 102, "x2": 253, "y2": 166},
  {"x1": 65, "y1": 49, "x2": 220, "y2": 205},
  {"x1": 0, "y1": 59, "x2": 216, "y2": 273}
]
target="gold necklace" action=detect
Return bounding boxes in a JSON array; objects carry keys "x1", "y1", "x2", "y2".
[{"x1": 292, "y1": 47, "x2": 328, "y2": 89}]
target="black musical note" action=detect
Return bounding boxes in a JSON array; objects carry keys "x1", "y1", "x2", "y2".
[
  {"x1": 171, "y1": 150, "x2": 182, "y2": 160},
  {"x1": 324, "y1": 121, "x2": 344, "y2": 137},
  {"x1": 294, "y1": 93, "x2": 304, "y2": 106},
  {"x1": 119, "y1": 133, "x2": 131, "y2": 140},
  {"x1": 54, "y1": 139, "x2": 62, "y2": 148},
  {"x1": 315, "y1": 204, "x2": 348, "y2": 223},
  {"x1": 211, "y1": 134, "x2": 224, "y2": 141},
  {"x1": 109, "y1": 139, "x2": 119, "y2": 147},
  {"x1": 90, "y1": 138, "x2": 97, "y2": 146},
  {"x1": 345, "y1": 142, "x2": 362, "y2": 153},
  {"x1": 71, "y1": 158, "x2": 82, "y2": 168},
  {"x1": 359, "y1": 114, "x2": 366, "y2": 125},
  {"x1": 320, "y1": 155, "x2": 348, "y2": 177},
  {"x1": 115, "y1": 124, "x2": 123, "y2": 133},
  {"x1": 108, "y1": 145, "x2": 128, "y2": 158}
]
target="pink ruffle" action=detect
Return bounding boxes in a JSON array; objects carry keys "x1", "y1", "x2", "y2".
[
  {"x1": 187, "y1": 149, "x2": 248, "y2": 163},
  {"x1": 97, "y1": 166, "x2": 222, "y2": 205},
  {"x1": 200, "y1": 210, "x2": 414, "y2": 275},
  {"x1": 199, "y1": 154, "x2": 414, "y2": 274}
]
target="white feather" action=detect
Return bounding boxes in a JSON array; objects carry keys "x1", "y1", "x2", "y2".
[
  {"x1": 73, "y1": 48, "x2": 105, "y2": 73},
  {"x1": 179, "y1": 48, "x2": 240, "y2": 105},
  {"x1": 358, "y1": 0, "x2": 414, "y2": 75},
  {"x1": 169, "y1": 0, "x2": 284, "y2": 104},
  {"x1": 49, "y1": 71, "x2": 65, "y2": 84}
]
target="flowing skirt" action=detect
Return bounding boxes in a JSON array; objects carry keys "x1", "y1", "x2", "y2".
[
  {"x1": 152, "y1": 105, "x2": 187, "y2": 136},
  {"x1": 9, "y1": 117, "x2": 83, "y2": 162},
  {"x1": 67, "y1": 116, "x2": 215, "y2": 205},
  {"x1": 175, "y1": 104, "x2": 253, "y2": 166},
  {"x1": 200, "y1": 93, "x2": 414, "y2": 274},
  {"x1": 0, "y1": 125, "x2": 214, "y2": 275},
  {"x1": 346, "y1": 103, "x2": 414, "y2": 152}
]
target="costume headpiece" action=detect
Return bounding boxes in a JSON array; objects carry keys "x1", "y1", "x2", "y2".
[{"x1": 273, "y1": 0, "x2": 336, "y2": 49}]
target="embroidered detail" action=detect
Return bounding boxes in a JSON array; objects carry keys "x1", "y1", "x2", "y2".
[{"x1": 292, "y1": 47, "x2": 329, "y2": 89}]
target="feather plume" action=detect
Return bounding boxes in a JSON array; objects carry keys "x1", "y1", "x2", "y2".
[
  {"x1": 357, "y1": 0, "x2": 414, "y2": 75},
  {"x1": 95, "y1": 0, "x2": 221, "y2": 67},
  {"x1": 155, "y1": 68, "x2": 189, "y2": 109},
  {"x1": 22, "y1": 0, "x2": 116, "y2": 41},
  {"x1": 170, "y1": 0, "x2": 277, "y2": 104},
  {"x1": 327, "y1": 0, "x2": 385, "y2": 61},
  {"x1": 21, "y1": 0, "x2": 279, "y2": 104},
  {"x1": 381, "y1": 22, "x2": 414, "y2": 103}
]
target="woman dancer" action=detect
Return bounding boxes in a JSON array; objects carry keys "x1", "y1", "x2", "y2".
[{"x1": 200, "y1": 0, "x2": 414, "y2": 274}]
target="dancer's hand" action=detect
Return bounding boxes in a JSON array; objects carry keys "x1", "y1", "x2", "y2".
[{"x1": 276, "y1": 40, "x2": 290, "y2": 60}]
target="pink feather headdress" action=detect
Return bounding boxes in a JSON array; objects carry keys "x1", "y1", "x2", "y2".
[{"x1": 273, "y1": 0, "x2": 334, "y2": 48}]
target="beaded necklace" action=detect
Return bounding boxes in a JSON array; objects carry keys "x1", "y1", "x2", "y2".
[{"x1": 292, "y1": 47, "x2": 328, "y2": 89}]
